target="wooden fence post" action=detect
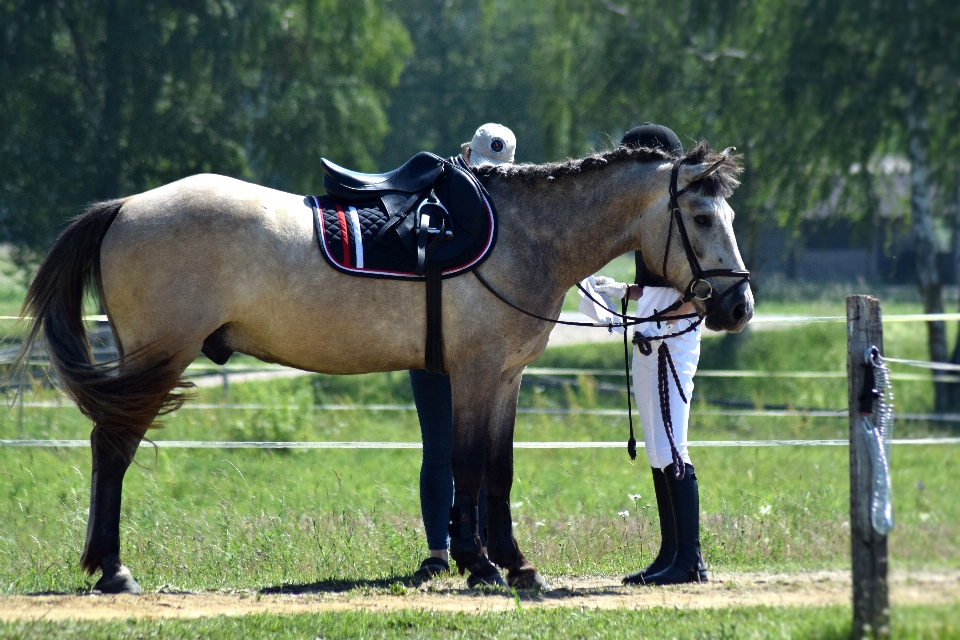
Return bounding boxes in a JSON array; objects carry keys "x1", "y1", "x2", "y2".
[{"x1": 847, "y1": 295, "x2": 890, "y2": 638}]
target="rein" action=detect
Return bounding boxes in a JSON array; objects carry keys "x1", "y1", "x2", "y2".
[{"x1": 472, "y1": 269, "x2": 697, "y2": 328}]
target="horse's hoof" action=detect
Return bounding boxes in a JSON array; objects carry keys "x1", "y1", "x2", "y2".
[
  {"x1": 507, "y1": 569, "x2": 548, "y2": 591},
  {"x1": 93, "y1": 565, "x2": 141, "y2": 594},
  {"x1": 465, "y1": 556, "x2": 508, "y2": 589},
  {"x1": 466, "y1": 570, "x2": 508, "y2": 589}
]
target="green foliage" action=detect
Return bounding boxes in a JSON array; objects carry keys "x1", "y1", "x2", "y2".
[{"x1": 0, "y1": 0, "x2": 411, "y2": 261}]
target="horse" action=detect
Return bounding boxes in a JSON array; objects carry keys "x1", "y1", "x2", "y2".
[{"x1": 15, "y1": 140, "x2": 753, "y2": 594}]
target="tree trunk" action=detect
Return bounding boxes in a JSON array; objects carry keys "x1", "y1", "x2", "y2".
[
  {"x1": 906, "y1": 85, "x2": 950, "y2": 412},
  {"x1": 94, "y1": 0, "x2": 127, "y2": 201},
  {"x1": 949, "y1": 167, "x2": 960, "y2": 410}
]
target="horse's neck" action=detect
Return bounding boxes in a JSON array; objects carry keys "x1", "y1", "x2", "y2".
[{"x1": 491, "y1": 163, "x2": 665, "y2": 295}]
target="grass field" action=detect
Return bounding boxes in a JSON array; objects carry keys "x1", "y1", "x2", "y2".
[
  {"x1": 2, "y1": 261, "x2": 959, "y2": 636},
  {"x1": 2, "y1": 604, "x2": 959, "y2": 639}
]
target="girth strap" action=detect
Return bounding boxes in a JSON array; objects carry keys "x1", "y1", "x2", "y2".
[{"x1": 425, "y1": 266, "x2": 445, "y2": 374}]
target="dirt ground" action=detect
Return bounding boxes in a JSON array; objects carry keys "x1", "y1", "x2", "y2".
[{"x1": 1, "y1": 571, "x2": 957, "y2": 622}]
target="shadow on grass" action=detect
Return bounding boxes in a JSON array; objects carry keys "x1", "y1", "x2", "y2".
[
  {"x1": 260, "y1": 576, "x2": 640, "y2": 603},
  {"x1": 260, "y1": 575, "x2": 417, "y2": 594}
]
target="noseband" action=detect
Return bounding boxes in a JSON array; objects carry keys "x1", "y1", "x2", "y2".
[{"x1": 663, "y1": 158, "x2": 750, "y2": 307}]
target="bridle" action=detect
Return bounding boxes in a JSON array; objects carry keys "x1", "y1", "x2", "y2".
[
  {"x1": 662, "y1": 157, "x2": 750, "y2": 308},
  {"x1": 473, "y1": 155, "x2": 751, "y2": 329}
]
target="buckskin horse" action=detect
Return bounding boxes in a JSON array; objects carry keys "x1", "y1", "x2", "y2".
[{"x1": 16, "y1": 140, "x2": 752, "y2": 593}]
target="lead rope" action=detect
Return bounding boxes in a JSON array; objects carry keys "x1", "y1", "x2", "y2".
[{"x1": 656, "y1": 340, "x2": 688, "y2": 480}]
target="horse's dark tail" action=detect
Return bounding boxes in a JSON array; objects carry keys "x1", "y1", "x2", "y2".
[{"x1": 15, "y1": 199, "x2": 193, "y2": 460}]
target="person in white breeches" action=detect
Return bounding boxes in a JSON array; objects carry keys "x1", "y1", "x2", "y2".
[
  {"x1": 579, "y1": 123, "x2": 709, "y2": 587},
  {"x1": 630, "y1": 286, "x2": 699, "y2": 470}
]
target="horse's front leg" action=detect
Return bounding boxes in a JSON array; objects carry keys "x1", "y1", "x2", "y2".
[
  {"x1": 79, "y1": 429, "x2": 144, "y2": 594},
  {"x1": 449, "y1": 361, "x2": 506, "y2": 588},
  {"x1": 484, "y1": 372, "x2": 548, "y2": 589}
]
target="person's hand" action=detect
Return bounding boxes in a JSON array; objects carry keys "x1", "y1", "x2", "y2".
[{"x1": 593, "y1": 276, "x2": 629, "y2": 300}]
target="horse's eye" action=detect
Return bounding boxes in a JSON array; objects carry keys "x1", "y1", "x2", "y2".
[{"x1": 694, "y1": 215, "x2": 711, "y2": 226}]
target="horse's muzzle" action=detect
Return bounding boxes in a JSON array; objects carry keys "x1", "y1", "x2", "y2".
[{"x1": 704, "y1": 280, "x2": 753, "y2": 333}]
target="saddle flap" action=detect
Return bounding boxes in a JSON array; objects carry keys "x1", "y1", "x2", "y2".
[{"x1": 396, "y1": 167, "x2": 485, "y2": 260}]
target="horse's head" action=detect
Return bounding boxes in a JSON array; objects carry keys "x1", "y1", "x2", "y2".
[{"x1": 640, "y1": 142, "x2": 754, "y2": 333}]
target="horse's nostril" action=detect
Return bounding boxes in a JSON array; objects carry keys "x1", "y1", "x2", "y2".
[{"x1": 731, "y1": 303, "x2": 747, "y2": 322}]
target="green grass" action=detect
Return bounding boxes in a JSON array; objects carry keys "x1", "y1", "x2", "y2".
[
  {"x1": 2, "y1": 442, "x2": 956, "y2": 595},
  {"x1": 2, "y1": 321, "x2": 959, "y2": 594},
  {"x1": 2, "y1": 604, "x2": 958, "y2": 639},
  {"x1": 2, "y1": 261, "x2": 959, "y2": 634}
]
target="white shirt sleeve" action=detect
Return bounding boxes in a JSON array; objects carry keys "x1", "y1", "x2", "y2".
[{"x1": 577, "y1": 276, "x2": 625, "y2": 335}]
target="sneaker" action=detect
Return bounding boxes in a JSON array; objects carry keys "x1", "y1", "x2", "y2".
[{"x1": 412, "y1": 556, "x2": 449, "y2": 583}]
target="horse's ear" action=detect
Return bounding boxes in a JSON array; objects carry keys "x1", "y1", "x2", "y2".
[{"x1": 677, "y1": 148, "x2": 736, "y2": 189}]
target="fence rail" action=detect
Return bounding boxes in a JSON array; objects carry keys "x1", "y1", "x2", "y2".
[{"x1": 3, "y1": 437, "x2": 959, "y2": 449}]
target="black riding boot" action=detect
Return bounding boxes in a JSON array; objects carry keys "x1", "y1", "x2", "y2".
[
  {"x1": 640, "y1": 463, "x2": 708, "y2": 585},
  {"x1": 623, "y1": 467, "x2": 677, "y2": 584},
  {"x1": 448, "y1": 492, "x2": 505, "y2": 587}
]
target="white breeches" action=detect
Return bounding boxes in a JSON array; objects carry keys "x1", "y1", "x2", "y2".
[{"x1": 630, "y1": 288, "x2": 701, "y2": 470}]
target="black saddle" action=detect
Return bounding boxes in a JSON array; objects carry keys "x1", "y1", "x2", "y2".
[
  {"x1": 322, "y1": 151, "x2": 444, "y2": 196},
  {"x1": 321, "y1": 152, "x2": 490, "y2": 277}
]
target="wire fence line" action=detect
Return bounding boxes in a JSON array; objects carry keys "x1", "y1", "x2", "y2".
[
  {"x1": 5, "y1": 312, "x2": 960, "y2": 324},
  {"x1": 3, "y1": 437, "x2": 959, "y2": 450},
  {"x1": 11, "y1": 399, "x2": 960, "y2": 423},
  {"x1": 5, "y1": 362, "x2": 959, "y2": 383},
  {"x1": 5, "y1": 361, "x2": 956, "y2": 379},
  {"x1": 6, "y1": 310, "x2": 960, "y2": 451}
]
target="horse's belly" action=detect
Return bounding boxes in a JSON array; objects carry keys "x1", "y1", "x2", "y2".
[{"x1": 224, "y1": 311, "x2": 428, "y2": 375}]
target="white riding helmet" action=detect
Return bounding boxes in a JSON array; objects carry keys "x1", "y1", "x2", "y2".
[{"x1": 461, "y1": 123, "x2": 516, "y2": 166}]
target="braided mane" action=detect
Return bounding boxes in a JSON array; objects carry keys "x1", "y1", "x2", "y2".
[{"x1": 472, "y1": 140, "x2": 741, "y2": 198}]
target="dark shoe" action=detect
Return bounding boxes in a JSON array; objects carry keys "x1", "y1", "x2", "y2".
[
  {"x1": 623, "y1": 467, "x2": 677, "y2": 584},
  {"x1": 631, "y1": 463, "x2": 709, "y2": 586},
  {"x1": 412, "y1": 556, "x2": 449, "y2": 582}
]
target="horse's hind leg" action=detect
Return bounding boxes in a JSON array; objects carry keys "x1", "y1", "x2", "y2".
[
  {"x1": 485, "y1": 374, "x2": 547, "y2": 589},
  {"x1": 80, "y1": 429, "x2": 145, "y2": 594},
  {"x1": 76, "y1": 348, "x2": 194, "y2": 594}
]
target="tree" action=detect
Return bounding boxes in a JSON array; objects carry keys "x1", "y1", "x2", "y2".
[
  {"x1": 0, "y1": 0, "x2": 411, "y2": 263},
  {"x1": 775, "y1": 0, "x2": 960, "y2": 411}
]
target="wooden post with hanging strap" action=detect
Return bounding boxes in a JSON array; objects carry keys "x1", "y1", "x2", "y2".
[{"x1": 847, "y1": 295, "x2": 890, "y2": 638}]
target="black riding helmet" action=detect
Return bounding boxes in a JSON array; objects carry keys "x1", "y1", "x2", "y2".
[
  {"x1": 622, "y1": 123, "x2": 684, "y2": 287},
  {"x1": 621, "y1": 123, "x2": 683, "y2": 157}
]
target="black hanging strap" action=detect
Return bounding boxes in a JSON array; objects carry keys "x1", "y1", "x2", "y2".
[
  {"x1": 425, "y1": 266, "x2": 445, "y2": 373},
  {"x1": 622, "y1": 297, "x2": 637, "y2": 460}
]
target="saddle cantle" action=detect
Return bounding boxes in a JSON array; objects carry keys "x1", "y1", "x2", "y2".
[
  {"x1": 311, "y1": 152, "x2": 499, "y2": 375},
  {"x1": 322, "y1": 151, "x2": 444, "y2": 197}
]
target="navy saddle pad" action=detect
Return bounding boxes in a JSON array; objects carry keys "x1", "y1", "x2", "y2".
[{"x1": 310, "y1": 160, "x2": 496, "y2": 280}]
